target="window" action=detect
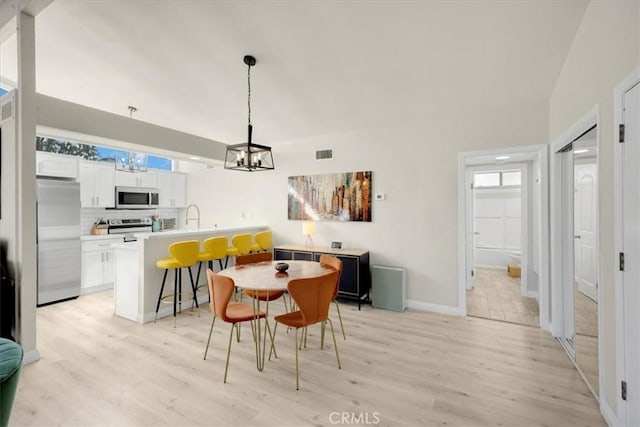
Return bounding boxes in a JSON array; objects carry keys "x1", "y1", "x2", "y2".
[
  {"x1": 501, "y1": 171, "x2": 521, "y2": 186},
  {"x1": 37, "y1": 136, "x2": 173, "y2": 171},
  {"x1": 474, "y1": 171, "x2": 521, "y2": 188},
  {"x1": 474, "y1": 173, "x2": 500, "y2": 187}
]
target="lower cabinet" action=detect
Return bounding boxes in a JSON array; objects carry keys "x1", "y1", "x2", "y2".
[
  {"x1": 81, "y1": 240, "x2": 116, "y2": 294},
  {"x1": 274, "y1": 245, "x2": 370, "y2": 308}
]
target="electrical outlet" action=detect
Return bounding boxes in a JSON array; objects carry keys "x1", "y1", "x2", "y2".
[{"x1": 375, "y1": 193, "x2": 386, "y2": 201}]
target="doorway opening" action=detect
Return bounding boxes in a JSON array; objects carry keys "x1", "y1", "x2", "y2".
[
  {"x1": 466, "y1": 166, "x2": 539, "y2": 327},
  {"x1": 458, "y1": 144, "x2": 549, "y2": 330}
]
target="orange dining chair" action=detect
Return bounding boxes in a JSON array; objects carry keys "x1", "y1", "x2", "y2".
[
  {"x1": 271, "y1": 271, "x2": 341, "y2": 390},
  {"x1": 235, "y1": 252, "x2": 287, "y2": 348},
  {"x1": 235, "y1": 252, "x2": 287, "y2": 307},
  {"x1": 203, "y1": 270, "x2": 268, "y2": 383},
  {"x1": 319, "y1": 254, "x2": 346, "y2": 341}
]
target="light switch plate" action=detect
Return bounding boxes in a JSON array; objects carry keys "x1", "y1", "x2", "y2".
[{"x1": 375, "y1": 193, "x2": 386, "y2": 200}]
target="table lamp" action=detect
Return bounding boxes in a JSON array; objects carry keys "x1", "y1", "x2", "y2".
[{"x1": 302, "y1": 221, "x2": 316, "y2": 247}]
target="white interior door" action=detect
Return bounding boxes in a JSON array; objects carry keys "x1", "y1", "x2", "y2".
[
  {"x1": 574, "y1": 162, "x2": 597, "y2": 302},
  {"x1": 466, "y1": 169, "x2": 475, "y2": 290},
  {"x1": 561, "y1": 149, "x2": 575, "y2": 353},
  {"x1": 622, "y1": 81, "x2": 640, "y2": 427}
]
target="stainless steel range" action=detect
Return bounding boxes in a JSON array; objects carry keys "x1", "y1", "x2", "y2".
[{"x1": 107, "y1": 218, "x2": 152, "y2": 241}]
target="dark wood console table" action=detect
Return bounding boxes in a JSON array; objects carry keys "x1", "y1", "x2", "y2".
[{"x1": 273, "y1": 245, "x2": 370, "y2": 309}]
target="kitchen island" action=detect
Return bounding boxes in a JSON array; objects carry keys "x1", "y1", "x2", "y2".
[{"x1": 112, "y1": 225, "x2": 268, "y2": 323}]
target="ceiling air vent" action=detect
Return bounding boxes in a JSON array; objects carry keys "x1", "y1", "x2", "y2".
[{"x1": 315, "y1": 148, "x2": 333, "y2": 160}]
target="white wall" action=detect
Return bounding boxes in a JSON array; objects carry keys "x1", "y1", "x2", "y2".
[
  {"x1": 549, "y1": 0, "x2": 639, "y2": 419},
  {"x1": 184, "y1": 101, "x2": 549, "y2": 310}
]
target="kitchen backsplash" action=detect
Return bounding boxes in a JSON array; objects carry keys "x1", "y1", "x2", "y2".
[{"x1": 81, "y1": 207, "x2": 182, "y2": 235}]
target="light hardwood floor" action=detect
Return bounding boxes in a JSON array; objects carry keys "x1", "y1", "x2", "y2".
[
  {"x1": 466, "y1": 267, "x2": 540, "y2": 327},
  {"x1": 10, "y1": 291, "x2": 604, "y2": 426},
  {"x1": 574, "y1": 284, "x2": 599, "y2": 397}
]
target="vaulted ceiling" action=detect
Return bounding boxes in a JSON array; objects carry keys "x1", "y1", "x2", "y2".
[{"x1": 1, "y1": 1, "x2": 588, "y2": 146}]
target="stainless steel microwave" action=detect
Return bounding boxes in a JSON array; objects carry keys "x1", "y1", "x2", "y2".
[{"x1": 115, "y1": 186, "x2": 159, "y2": 209}]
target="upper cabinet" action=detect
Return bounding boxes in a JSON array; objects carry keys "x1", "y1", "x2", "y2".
[
  {"x1": 115, "y1": 170, "x2": 158, "y2": 188},
  {"x1": 157, "y1": 171, "x2": 187, "y2": 208},
  {"x1": 36, "y1": 151, "x2": 79, "y2": 179},
  {"x1": 79, "y1": 161, "x2": 115, "y2": 208}
]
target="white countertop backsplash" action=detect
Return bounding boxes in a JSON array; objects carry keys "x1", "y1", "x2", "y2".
[
  {"x1": 80, "y1": 207, "x2": 181, "y2": 236},
  {"x1": 80, "y1": 234, "x2": 125, "y2": 241}
]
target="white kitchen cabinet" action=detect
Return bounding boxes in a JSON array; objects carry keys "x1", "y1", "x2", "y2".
[
  {"x1": 157, "y1": 171, "x2": 187, "y2": 208},
  {"x1": 81, "y1": 239, "x2": 116, "y2": 294},
  {"x1": 79, "y1": 161, "x2": 115, "y2": 207},
  {"x1": 115, "y1": 170, "x2": 158, "y2": 188},
  {"x1": 36, "y1": 151, "x2": 79, "y2": 179}
]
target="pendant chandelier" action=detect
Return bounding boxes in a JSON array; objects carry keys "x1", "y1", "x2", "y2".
[
  {"x1": 224, "y1": 55, "x2": 274, "y2": 172},
  {"x1": 115, "y1": 106, "x2": 147, "y2": 172},
  {"x1": 114, "y1": 152, "x2": 147, "y2": 173}
]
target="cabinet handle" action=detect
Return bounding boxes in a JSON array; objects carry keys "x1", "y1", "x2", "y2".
[
  {"x1": 101, "y1": 252, "x2": 105, "y2": 262},
  {"x1": 96, "y1": 196, "x2": 99, "y2": 205},
  {"x1": 92, "y1": 196, "x2": 95, "y2": 206},
  {"x1": 105, "y1": 252, "x2": 109, "y2": 261}
]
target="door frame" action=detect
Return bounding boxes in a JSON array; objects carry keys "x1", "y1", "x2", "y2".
[
  {"x1": 458, "y1": 144, "x2": 549, "y2": 329},
  {"x1": 549, "y1": 105, "x2": 602, "y2": 400},
  {"x1": 614, "y1": 66, "x2": 640, "y2": 427}
]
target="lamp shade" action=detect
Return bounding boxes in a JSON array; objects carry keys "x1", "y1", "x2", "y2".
[{"x1": 302, "y1": 221, "x2": 316, "y2": 236}]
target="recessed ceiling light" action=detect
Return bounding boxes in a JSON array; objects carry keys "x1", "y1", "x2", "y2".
[
  {"x1": 189, "y1": 156, "x2": 201, "y2": 160},
  {"x1": 574, "y1": 149, "x2": 589, "y2": 154},
  {"x1": 495, "y1": 156, "x2": 510, "y2": 160}
]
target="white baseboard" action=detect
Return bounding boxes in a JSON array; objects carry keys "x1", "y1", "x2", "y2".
[
  {"x1": 600, "y1": 398, "x2": 620, "y2": 427},
  {"x1": 525, "y1": 290, "x2": 539, "y2": 300},
  {"x1": 406, "y1": 300, "x2": 464, "y2": 316},
  {"x1": 22, "y1": 349, "x2": 41, "y2": 365},
  {"x1": 475, "y1": 264, "x2": 506, "y2": 270},
  {"x1": 80, "y1": 283, "x2": 113, "y2": 296}
]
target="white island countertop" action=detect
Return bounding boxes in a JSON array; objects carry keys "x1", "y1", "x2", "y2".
[
  {"x1": 135, "y1": 224, "x2": 268, "y2": 240},
  {"x1": 113, "y1": 224, "x2": 268, "y2": 324}
]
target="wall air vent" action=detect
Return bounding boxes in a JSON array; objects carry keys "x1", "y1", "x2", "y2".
[
  {"x1": 1, "y1": 97, "x2": 14, "y2": 123},
  {"x1": 315, "y1": 148, "x2": 333, "y2": 160}
]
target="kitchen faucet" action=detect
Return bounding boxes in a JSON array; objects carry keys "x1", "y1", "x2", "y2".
[{"x1": 185, "y1": 204, "x2": 200, "y2": 229}]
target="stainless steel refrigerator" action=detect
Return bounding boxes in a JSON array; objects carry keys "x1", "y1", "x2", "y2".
[{"x1": 37, "y1": 179, "x2": 81, "y2": 305}]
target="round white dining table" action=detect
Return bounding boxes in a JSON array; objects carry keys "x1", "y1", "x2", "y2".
[
  {"x1": 217, "y1": 260, "x2": 333, "y2": 291},
  {"x1": 216, "y1": 260, "x2": 334, "y2": 371}
]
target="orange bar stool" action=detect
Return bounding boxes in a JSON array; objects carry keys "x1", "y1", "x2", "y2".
[
  {"x1": 226, "y1": 233, "x2": 252, "y2": 267},
  {"x1": 195, "y1": 236, "x2": 229, "y2": 290},
  {"x1": 250, "y1": 230, "x2": 272, "y2": 253},
  {"x1": 154, "y1": 240, "x2": 200, "y2": 327}
]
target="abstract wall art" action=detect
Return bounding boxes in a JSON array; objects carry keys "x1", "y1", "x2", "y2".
[{"x1": 288, "y1": 171, "x2": 372, "y2": 222}]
